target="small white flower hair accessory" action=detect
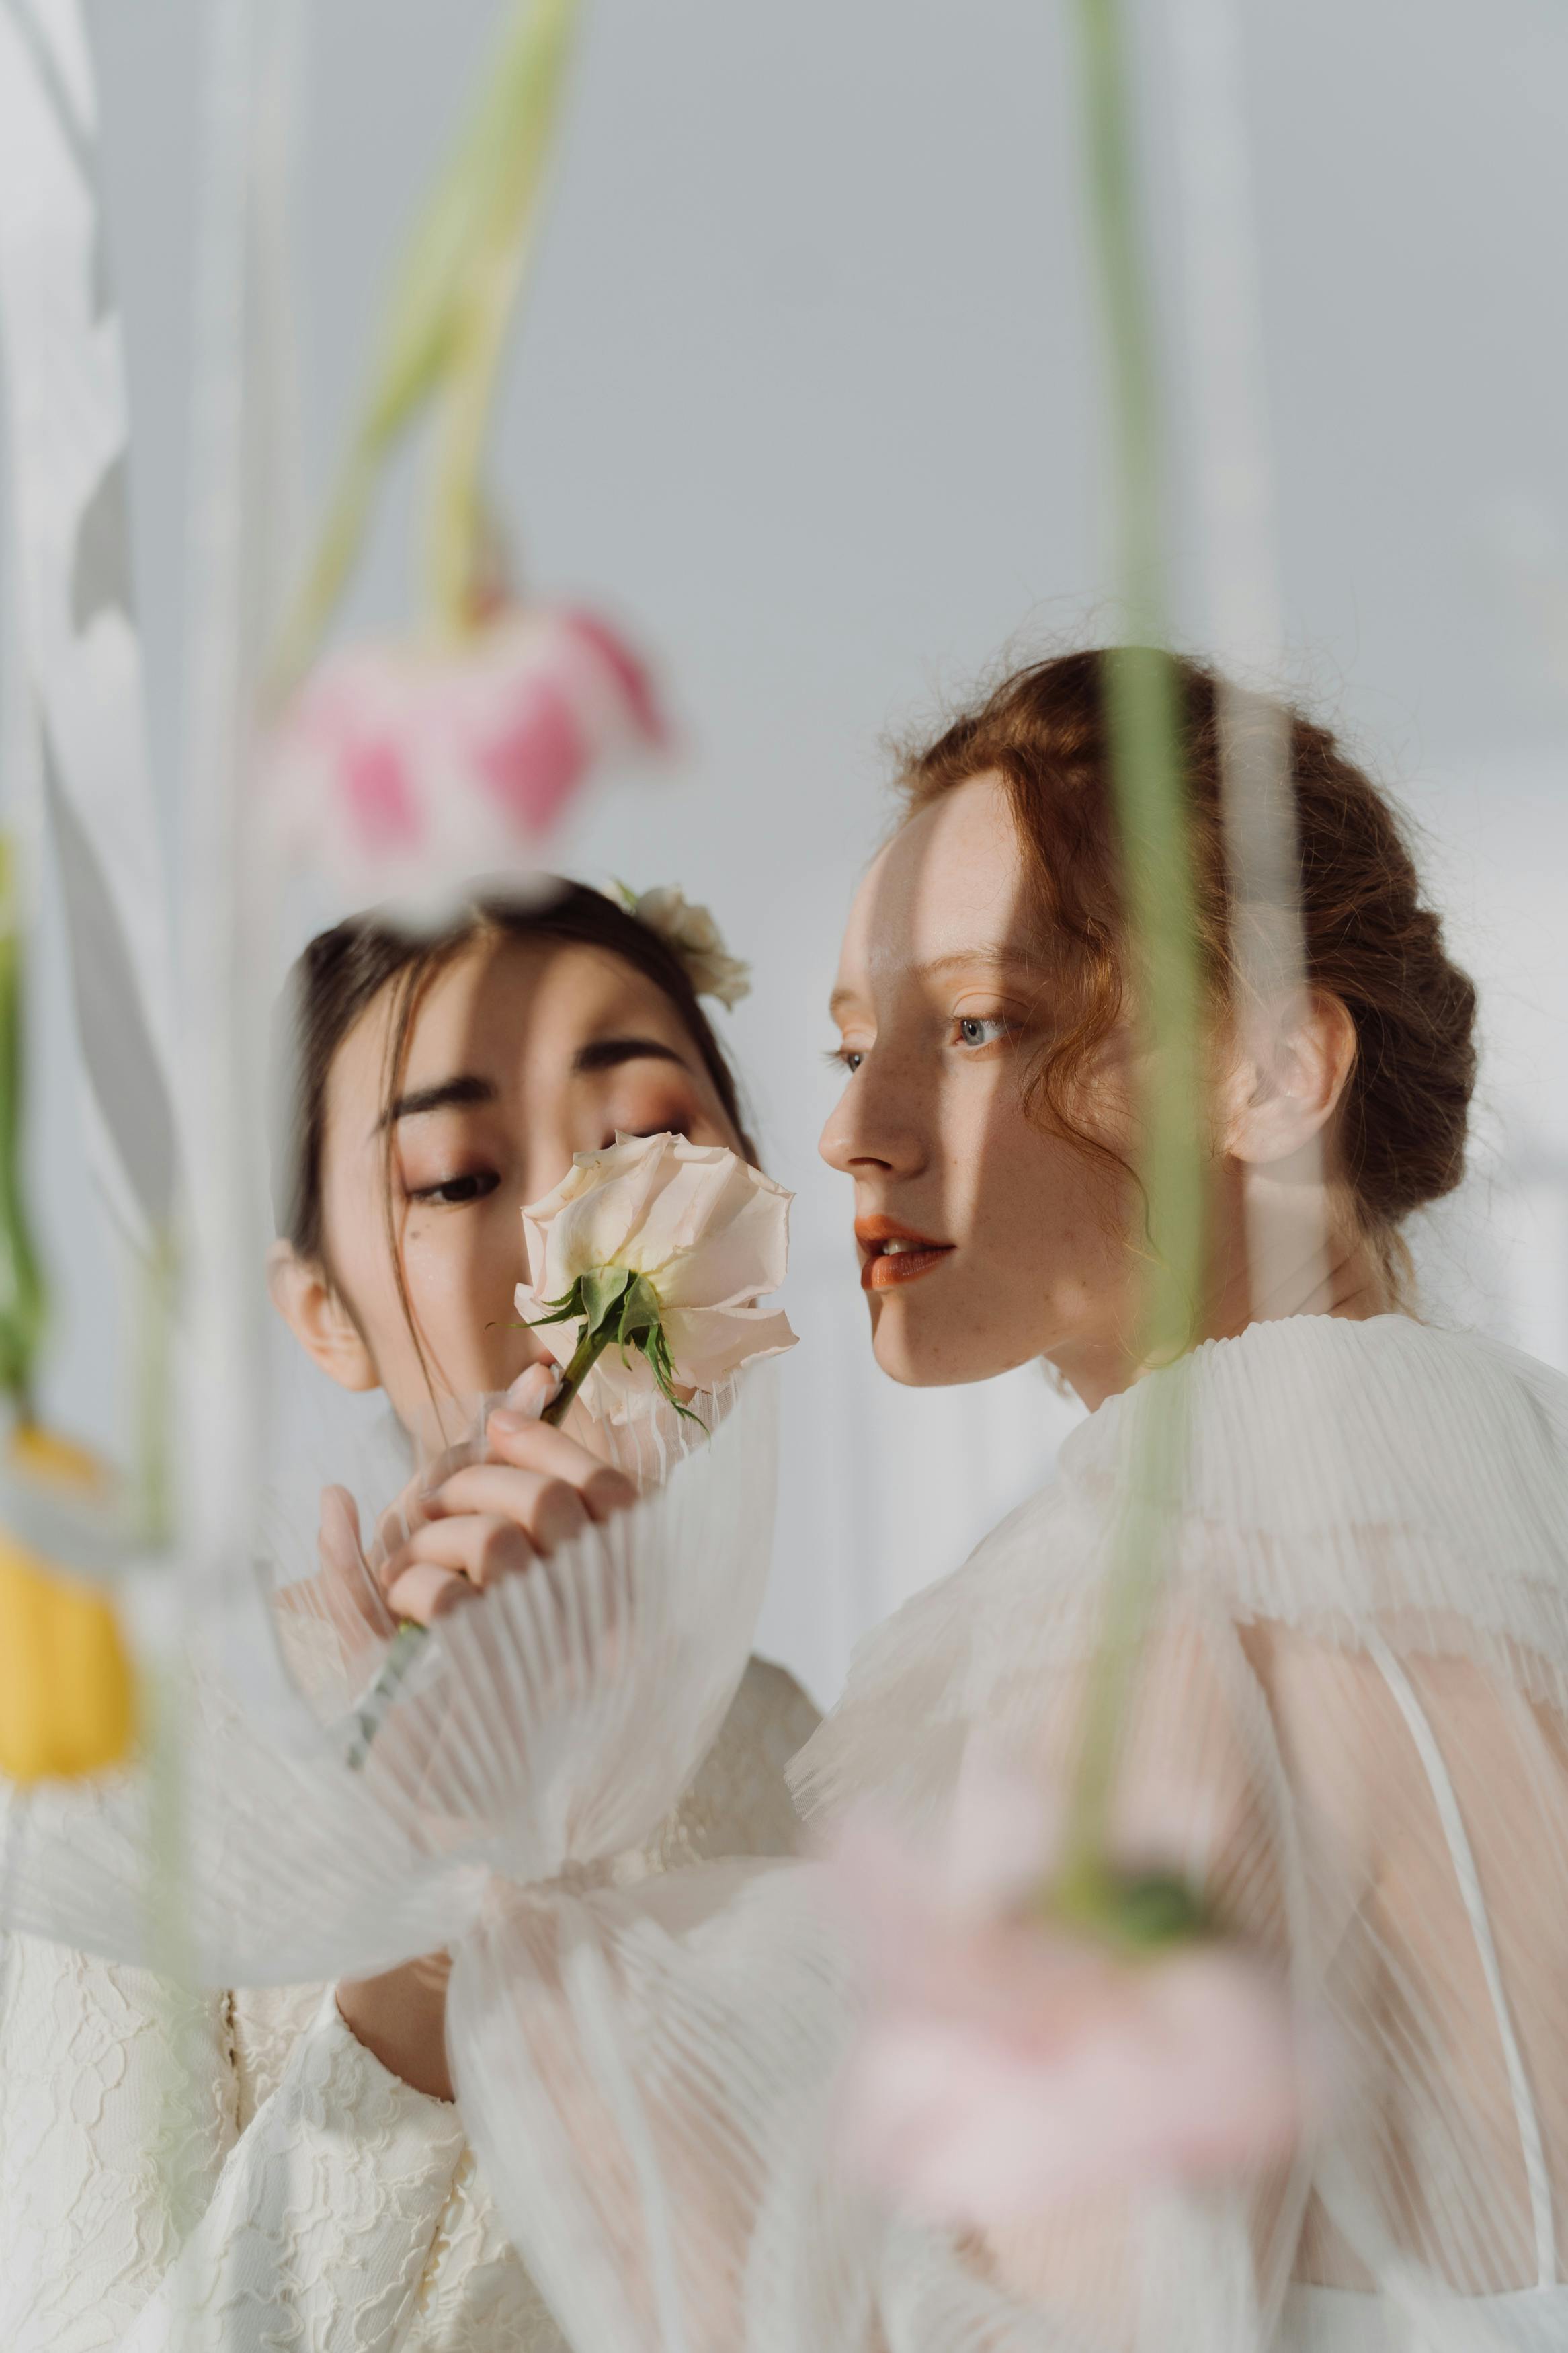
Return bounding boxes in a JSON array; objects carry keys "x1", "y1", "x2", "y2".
[{"x1": 612, "y1": 882, "x2": 751, "y2": 1010}]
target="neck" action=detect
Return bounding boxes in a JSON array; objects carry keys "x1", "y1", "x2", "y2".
[{"x1": 1049, "y1": 1169, "x2": 1396, "y2": 1414}]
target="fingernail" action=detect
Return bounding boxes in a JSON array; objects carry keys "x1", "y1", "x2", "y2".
[
  {"x1": 488, "y1": 1407, "x2": 525, "y2": 1435},
  {"x1": 495, "y1": 1365, "x2": 560, "y2": 1429}
]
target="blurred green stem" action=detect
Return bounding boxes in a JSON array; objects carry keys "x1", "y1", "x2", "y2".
[
  {"x1": 272, "y1": 0, "x2": 581, "y2": 692},
  {"x1": 1064, "y1": 0, "x2": 1207, "y2": 1880},
  {"x1": 0, "y1": 837, "x2": 46, "y2": 1423},
  {"x1": 134, "y1": 1227, "x2": 178, "y2": 1549}
]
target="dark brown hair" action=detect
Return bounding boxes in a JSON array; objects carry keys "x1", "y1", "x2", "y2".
[
  {"x1": 277, "y1": 879, "x2": 751, "y2": 1261},
  {"x1": 899, "y1": 649, "x2": 1478, "y2": 1244}
]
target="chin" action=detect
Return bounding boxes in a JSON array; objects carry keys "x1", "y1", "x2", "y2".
[{"x1": 867, "y1": 1300, "x2": 1001, "y2": 1390}]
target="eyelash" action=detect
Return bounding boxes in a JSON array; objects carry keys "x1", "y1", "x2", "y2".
[
  {"x1": 823, "y1": 1016, "x2": 1015, "y2": 1077},
  {"x1": 407, "y1": 1170, "x2": 501, "y2": 1207},
  {"x1": 953, "y1": 1015, "x2": 1014, "y2": 1050}
]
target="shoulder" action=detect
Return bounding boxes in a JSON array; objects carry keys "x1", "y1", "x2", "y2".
[
  {"x1": 1161, "y1": 1316, "x2": 1568, "y2": 1630},
  {"x1": 793, "y1": 1317, "x2": 1568, "y2": 1828}
]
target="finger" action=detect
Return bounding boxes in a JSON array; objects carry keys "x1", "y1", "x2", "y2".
[
  {"x1": 318, "y1": 1483, "x2": 363, "y2": 1578},
  {"x1": 427, "y1": 1462, "x2": 590, "y2": 1556},
  {"x1": 483, "y1": 1412, "x2": 638, "y2": 1519},
  {"x1": 384, "y1": 1562, "x2": 477, "y2": 1626},
  {"x1": 315, "y1": 1486, "x2": 391, "y2": 1638},
  {"x1": 384, "y1": 1511, "x2": 536, "y2": 1593},
  {"x1": 373, "y1": 1437, "x2": 479, "y2": 1564},
  {"x1": 500, "y1": 1361, "x2": 562, "y2": 1421}
]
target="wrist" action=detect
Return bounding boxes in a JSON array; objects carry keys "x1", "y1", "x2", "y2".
[{"x1": 336, "y1": 1954, "x2": 454, "y2": 2102}]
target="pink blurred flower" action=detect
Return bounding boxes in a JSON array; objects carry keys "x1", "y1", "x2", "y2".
[
  {"x1": 265, "y1": 606, "x2": 667, "y2": 906},
  {"x1": 826, "y1": 1759, "x2": 1308, "y2": 2230}
]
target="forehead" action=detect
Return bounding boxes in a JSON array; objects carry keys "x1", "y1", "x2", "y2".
[{"x1": 839, "y1": 772, "x2": 1030, "y2": 981}]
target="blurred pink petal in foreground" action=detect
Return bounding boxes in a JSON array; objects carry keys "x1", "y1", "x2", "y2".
[
  {"x1": 265, "y1": 606, "x2": 667, "y2": 907},
  {"x1": 827, "y1": 1760, "x2": 1309, "y2": 2230}
]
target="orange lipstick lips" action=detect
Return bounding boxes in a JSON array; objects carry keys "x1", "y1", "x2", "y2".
[{"x1": 855, "y1": 1215, "x2": 955, "y2": 1292}]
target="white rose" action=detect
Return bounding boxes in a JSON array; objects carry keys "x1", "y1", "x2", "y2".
[{"x1": 515, "y1": 1132, "x2": 796, "y2": 1418}]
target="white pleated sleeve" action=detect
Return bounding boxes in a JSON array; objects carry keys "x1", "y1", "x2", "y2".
[{"x1": 434, "y1": 1317, "x2": 1568, "y2": 2353}]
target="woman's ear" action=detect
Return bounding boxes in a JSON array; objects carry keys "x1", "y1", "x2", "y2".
[
  {"x1": 267, "y1": 1240, "x2": 380, "y2": 1393},
  {"x1": 1223, "y1": 988, "x2": 1358, "y2": 1168}
]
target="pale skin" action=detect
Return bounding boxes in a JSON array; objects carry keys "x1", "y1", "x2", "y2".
[
  {"x1": 820, "y1": 771, "x2": 1391, "y2": 1411},
  {"x1": 269, "y1": 932, "x2": 748, "y2": 2096}
]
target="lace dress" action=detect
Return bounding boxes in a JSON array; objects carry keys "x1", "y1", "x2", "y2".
[
  {"x1": 438, "y1": 1316, "x2": 1568, "y2": 2352},
  {"x1": 0, "y1": 1655, "x2": 818, "y2": 2353}
]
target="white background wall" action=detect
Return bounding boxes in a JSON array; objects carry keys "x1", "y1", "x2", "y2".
[{"x1": 5, "y1": 0, "x2": 1568, "y2": 1707}]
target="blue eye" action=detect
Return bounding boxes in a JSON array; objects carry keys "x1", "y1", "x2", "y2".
[{"x1": 956, "y1": 1016, "x2": 1009, "y2": 1049}]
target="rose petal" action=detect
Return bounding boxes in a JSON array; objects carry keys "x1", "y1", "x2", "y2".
[
  {"x1": 659, "y1": 1303, "x2": 798, "y2": 1390},
  {"x1": 341, "y1": 738, "x2": 422, "y2": 851},
  {"x1": 526, "y1": 1134, "x2": 670, "y2": 1292},
  {"x1": 618, "y1": 1144, "x2": 739, "y2": 1280},
  {"x1": 475, "y1": 679, "x2": 589, "y2": 834},
  {"x1": 651, "y1": 1167, "x2": 792, "y2": 1310}
]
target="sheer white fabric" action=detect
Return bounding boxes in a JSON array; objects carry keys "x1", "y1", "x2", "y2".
[
  {"x1": 0, "y1": 1370, "x2": 778, "y2": 1978},
  {"x1": 0, "y1": 1657, "x2": 817, "y2": 2351},
  {"x1": 434, "y1": 1316, "x2": 1568, "y2": 2352},
  {"x1": 0, "y1": 1366, "x2": 825, "y2": 2345}
]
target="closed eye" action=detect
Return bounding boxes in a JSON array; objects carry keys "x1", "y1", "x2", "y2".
[{"x1": 407, "y1": 1170, "x2": 501, "y2": 1207}]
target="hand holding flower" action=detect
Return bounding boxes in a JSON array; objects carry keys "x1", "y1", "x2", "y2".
[
  {"x1": 346, "y1": 1136, "x2": 794, "y2": 1761},
  {"x1": 375, "y1": 1372, "x2": 636, "y2": 1628}
]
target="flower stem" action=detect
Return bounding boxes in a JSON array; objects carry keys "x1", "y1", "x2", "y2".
[
  {"x1": 1061, "y1": 0, "x2": 1208, "y2": 1884},
  {"x1": 272, "y1": 0, "x2": 582, "y2": 690},
  {"x1": 0, "y1": 837, "x2": 46, "y2": 1423},
  {"x1": 425, "y1": 0, "x2": 579, "y2": 635},
  {"x1": 539, "y1": 1326, "x2": 607, "y2": 1428}
]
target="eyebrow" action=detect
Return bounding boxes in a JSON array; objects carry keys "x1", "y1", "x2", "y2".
[
  {"x1": 829, "y1": 951, "x2": 1042, "y2": 1019},
  {"x1": 572, "y1": 1035, "x2": 689, "y2": 1076},
  {"x1": 378, "y1": 1036, "x2": 692, "y2": 1135},
  {"x1": 377, "y1": 1074, "x2": 497, "y2": 1131}
]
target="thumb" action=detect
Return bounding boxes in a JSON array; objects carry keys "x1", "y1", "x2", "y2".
[
  {"x1": 317, "y1": 1483, "x2": 390, "y2": 1636},
  {"x1": 500, "y1": 1360, "x2": 562, "y2": 1423}
]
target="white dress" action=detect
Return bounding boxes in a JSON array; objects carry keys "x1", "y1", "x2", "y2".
[
  {"x1": 0, "y1": 1656, "x2": 818, "y2": 2353},
  {"x1": 436, "y1": 1316, "x2": 1568, "y2": 2352}
]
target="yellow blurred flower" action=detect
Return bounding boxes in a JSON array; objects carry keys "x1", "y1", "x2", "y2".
[{"x1": 0, "y1": 1427, "x2": 136, "y2": 1783}]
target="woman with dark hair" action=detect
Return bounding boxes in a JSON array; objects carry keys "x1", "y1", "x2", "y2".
[
  {"x1": 0, "y1": 879, "x2": 816, "y2": 2351},
  {"x1": 464, "y1": 653, "x2": 1568, "y2": 2353}
]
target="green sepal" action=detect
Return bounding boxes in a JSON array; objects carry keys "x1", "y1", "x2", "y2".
[
  {"x1": 1041, "y1": 1859, "x2": 1212, "y2": 1957},
  {"x1": 524, "y1": 1263, "x2": 706, "y2": 1427}
]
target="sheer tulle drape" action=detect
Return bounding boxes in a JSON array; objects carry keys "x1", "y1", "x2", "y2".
[
  {"x1": 0, "y1": 1365, "x2": 777, "y2": 1979},
  {"x1": 431, "y1": 1318, "x2": 1568, "y2": 2352}
]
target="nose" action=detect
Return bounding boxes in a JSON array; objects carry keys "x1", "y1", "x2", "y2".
[{"x1": 819, "y1": 1048, "x2": 927, "y2": 1180}]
